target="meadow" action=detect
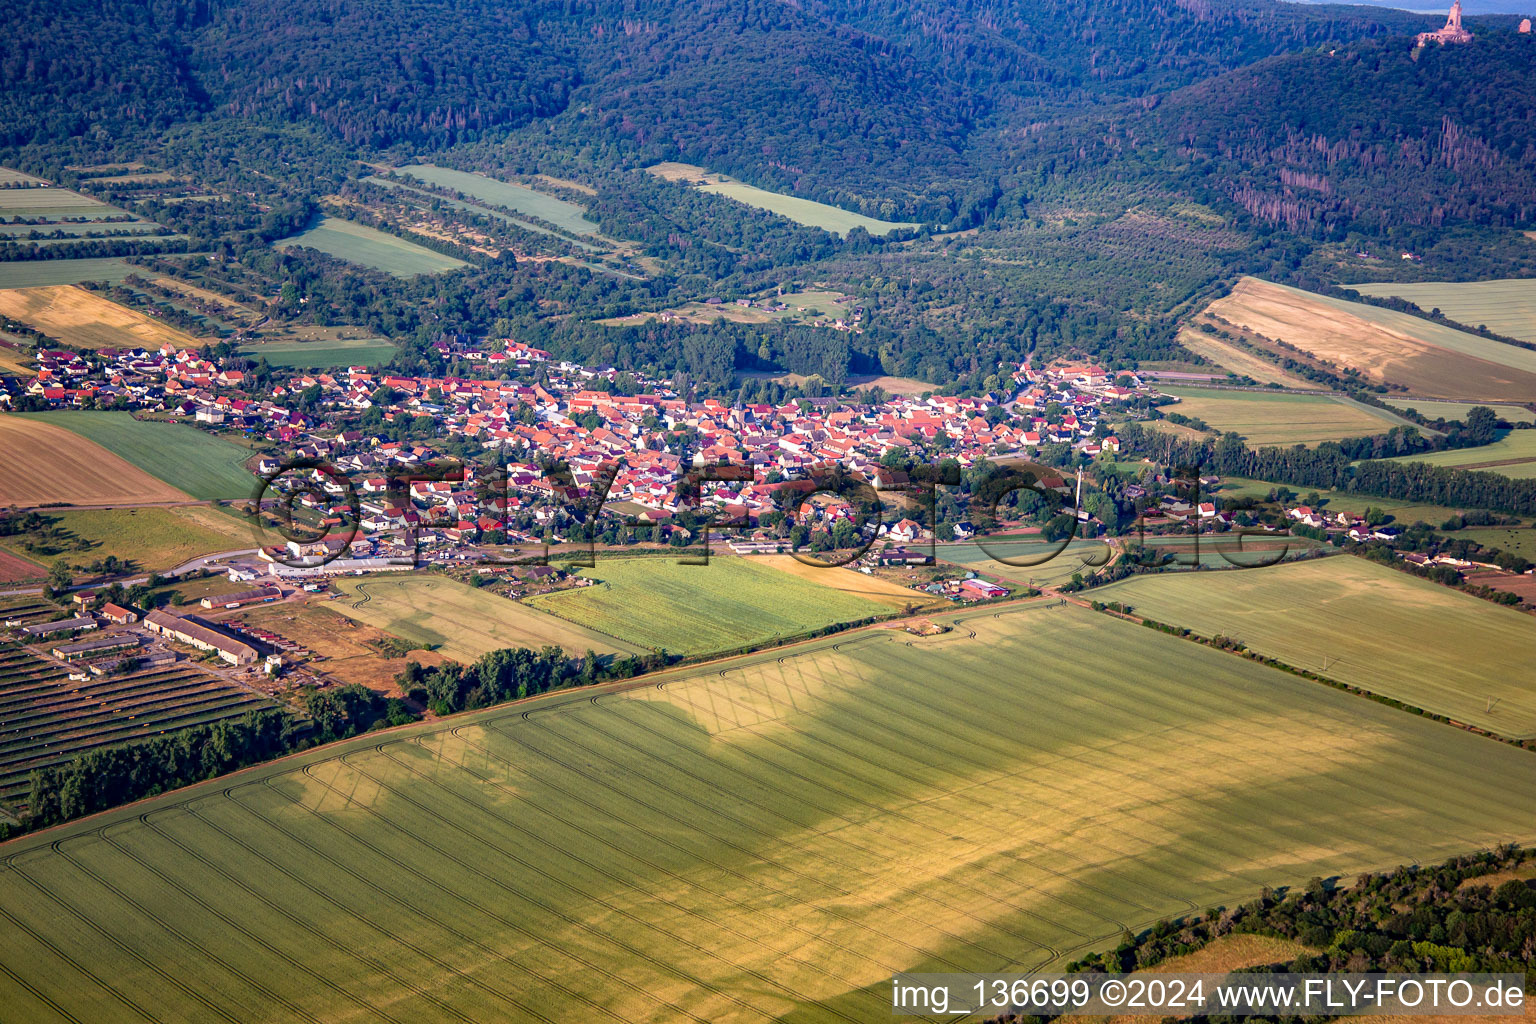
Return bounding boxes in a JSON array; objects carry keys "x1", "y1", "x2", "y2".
[
  {"x1": 331, "y1": 574, "x2": 643, "y2": 662},
  {"x1": 0, "y1": 285, "x2": 202, "y2": 350},
  {"x1": 0, "y1": 507, "x2": 252, "y2": 572},
  {"x1": 0, "y1": 258, "x2": 138, "y2": 289},
  {"x1": 0, "y1": 647, "x2": 270, "y2": 813},
  {"x1": 0, "y1": 415, "x2": 190, "y2": 506},
  {"x1": 1094, "y1": 555, "x2": 1536, "y2": 738},
  {"x1": 0, "y1": 603, "x2": 1531, "y2": 1021},
  {"x1": 1205, "y1": 278, "x2": 1536, "y2": 401},
  {"x1": 1154, "y1": 385, "x2": 1410, "y2": 446},
  {"x1": 393, "y1": 165, "x2": 605, "y2": 238},
  {"x1": 1384, "y1": 399, "x2": 1536, "y2": 424},
  {"x1": 276, "y1": 217, "x2": 468, "y2": 277},
  {"x1": 1348, "y1": 279, "x2": 1536, "y2": 345},
  {"x1": 237, "y1": 337, "x2": 397, "y2": 368},
  {"x1": 16, "y1": 412, "x2": 256, "y2": 500},
  {"x1": 1377, "y1": 428, "x2": 1536, "y2": 478},
  {"x1": 648, "y1": 162, "x2": 919, "y2": 236},
  {"x1": 527, "y1": 555, "x2": 891, "y2": 655}
]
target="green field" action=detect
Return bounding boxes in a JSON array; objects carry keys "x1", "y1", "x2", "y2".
[
  {"x1": 0, "y1": 257, "x2": 138, "y2": 289},
  {"x1": 0, "y1": 506, "x2": 252, "y2": 572},
  {"x1": 1153, "y1": 386, "x2": 1406, "y2": 446},
  {"x1": 1348, "y1": 279, "x2": 1536, "y2": 344},
  {"x1": 528, "y1": 556, "x2": 891, "y2": 655},
  {"x1": 0, "y1": 222, "x2": 161, "y2": 238},
  {"x1": 276, "y1": 217, "x2": 468, "y2": 277},
  {"x1": 331, "y1": 574, "x2": 644, "y2": 661},
  {"x1": 1377, "y1": 428, "x2": 1536, "y2": 478},
  {"x1": 16, "y1": 412, "x2": 256, "y2": 500},
  {"x1": 237, "y1": 338, "x2": 397, "y2": 368},
  {"x1": 0, "y1": 602, "x2": 1531, "y2": 1022},
  {"x1": 1214, "y1": 475, "x2": 1481, "y2": 528},
  {"x1": 1095, "y1": 555, "x2": 1536, "y2": 737},
  {"x1": 648, "y1": 162, "x2": 919, "y2": 237},
  {"x1": 393, "y1": 165, "x2": 604, "y2": 237},
  {"x1": 0, "y1": 188, "x2": 129, "y2": 220},
  {"x1": 1384, "y1": 399, "x2": 1536, "y2": 424}
]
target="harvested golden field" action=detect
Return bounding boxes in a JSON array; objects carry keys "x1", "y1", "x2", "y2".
[
  {"x1": 1205, "y1": 278, "x2": 1536, "y2": 401},
  {"x1": 758, "y1": 554, "x2": 934, "y2": 610},
  {"x1": 1175, "y1": 326, "x2": 1313, "y2": 388},
  {"x1": 0, "y1": 285, "x2": 203, "y2": 350},
  {"x1": 0, "y1": 414, "x2": 190, "y2": 505}
]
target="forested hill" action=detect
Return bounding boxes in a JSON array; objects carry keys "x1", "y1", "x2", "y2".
[
  {"x1": 5, "y1": 0, "x2": 1438, "y2": 220},
  {"x1": 1010, "y1": 31, "x2": 1536, "y2": 237}
]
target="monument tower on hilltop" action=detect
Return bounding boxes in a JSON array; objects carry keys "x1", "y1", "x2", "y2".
[{"x1": 1417, "y1": 0, "x2": 1474, "y2": 46}]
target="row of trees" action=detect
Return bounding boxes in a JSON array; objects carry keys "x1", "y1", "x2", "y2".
[{"x1": 1061, "y1": 845, "x2": 1536, "y2": 987}]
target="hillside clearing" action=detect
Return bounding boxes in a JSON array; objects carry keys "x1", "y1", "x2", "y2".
[
  {"x1": 0, "y1": 604, "x2": 1531, "y2": 1021},
  {"x1": 647, "y1": 162, "x2": 919, "y2": 236},
  {"x1": 1094, "y1": 555, "x2": 1536, "y2": 738},
  {"x1": 393, "y1": 165, "x2": 605, "y2": 238},
  {"x1": 276, "y1": 217, "x2": 468, "y2": 277}
]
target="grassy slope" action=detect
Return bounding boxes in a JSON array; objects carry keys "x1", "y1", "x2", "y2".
[
  {"x1": 330, "y1": 574, "x2": 644, "y2": 661},
  {"x1": 394, "y1": 165, "x2": 603, "y2": 237},
  {"x1": 527, "y1": 555, "x2": 890, "y2": 655},
  {"x1": 0, "y1": 603, "x2": 1530, "y2": 1022},
  {"x1": 16, "y1": 412, "x2": 256, "y2": 500},
  {"x1": 275, "y1": 217, "x2": 468, "y2": 277},
  {"x1": 1095, "y1": 556, "x2": 1536, "y2": 737},
  {"x1": 1377, "y1": 428, "x2": 1536, "y2": 477}
]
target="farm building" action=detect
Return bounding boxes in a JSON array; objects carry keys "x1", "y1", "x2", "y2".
[
  {"x1": 100, "y1": 603, "x2": 138, "y2": 625},
  {"x1": 201, "y1": 587, "x2": 282, "y2": 610},
  {"x1": 959, "y1": 578, "x2": 1008, "y2": 600},
  {"x1": 20, "y1": 616, "x2": 98, "y2": 638},
  {"x1": 51, "y1": 634, "x2": 139, "y2": 662},
  {"x1": 144, "y1": 610, "x2": 258, "y2": 666}
]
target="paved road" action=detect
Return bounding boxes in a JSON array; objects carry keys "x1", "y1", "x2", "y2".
[{"x1": 0, "y1": 548, "x2": 261, "y2": 598}]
